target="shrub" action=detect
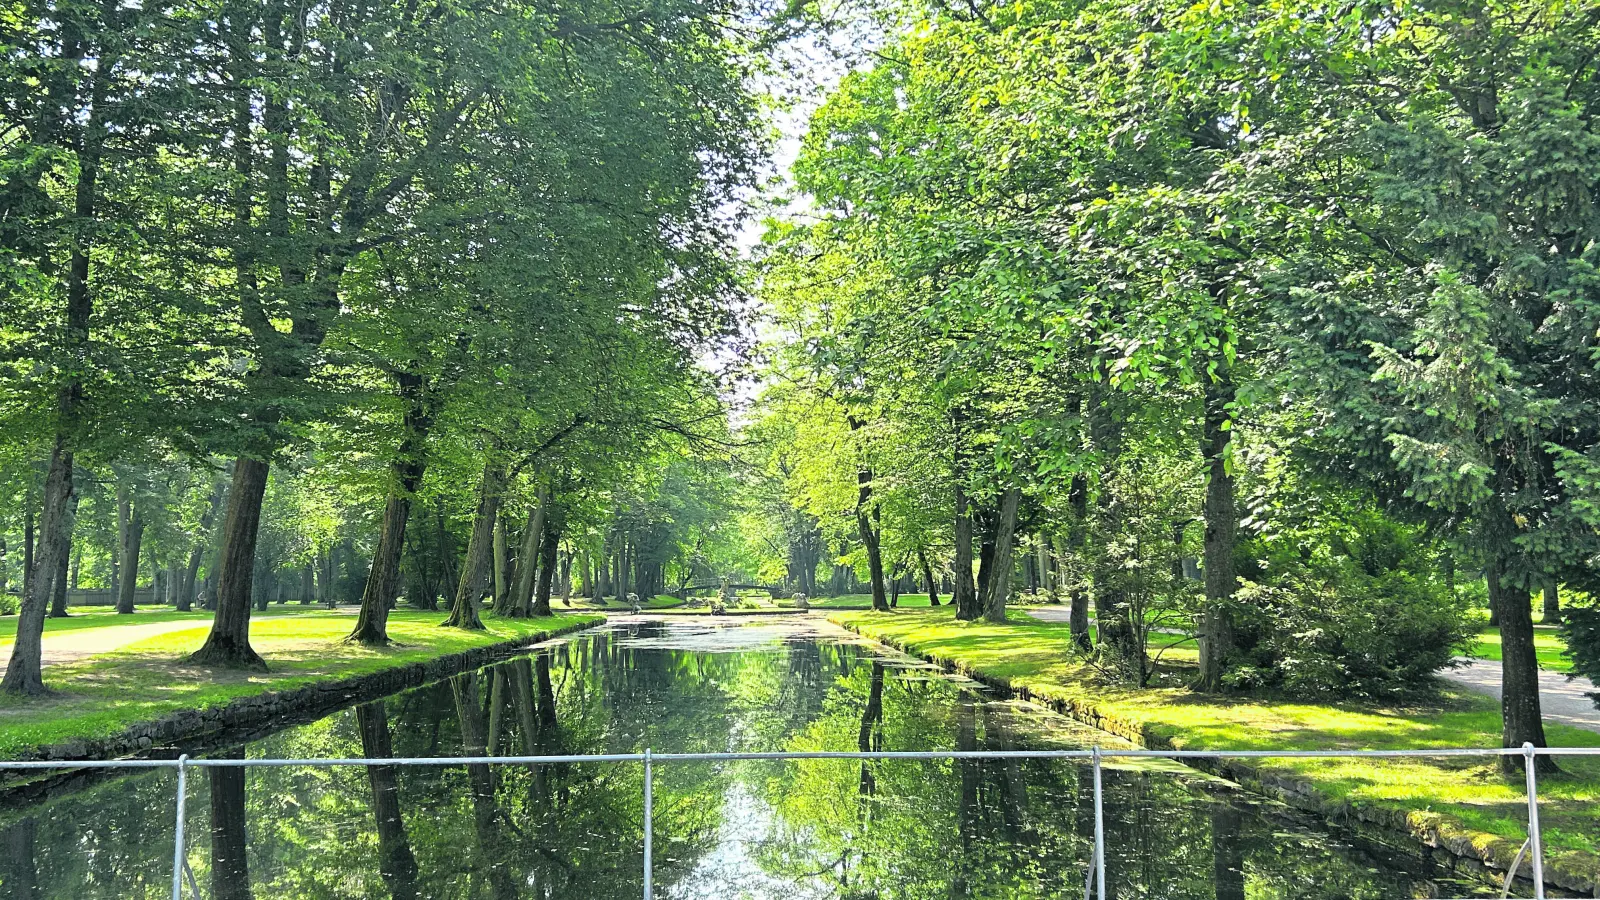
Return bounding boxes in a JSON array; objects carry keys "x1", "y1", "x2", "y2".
[
  {"x1": 1560, "y1": 608, "x2": 1600, "y2": 710},
  {"x1": 0, "y1": 590, "x2": 17, "y2": 615},
  {"x1": 1227, "y1": 562, "x2": 1475, "y2": 700}
]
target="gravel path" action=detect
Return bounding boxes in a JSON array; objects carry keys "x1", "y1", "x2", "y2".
[
  {"x1": 1440, "y1": 658, "x2": 1600, "y2": 735},
  {"x1": 1026, "y1": 607, "x2": 1077, "y2": 624}
]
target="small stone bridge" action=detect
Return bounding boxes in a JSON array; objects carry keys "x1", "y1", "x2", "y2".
[{"x1": 680, "y1": 582, "x2": 785, "y2": 597}]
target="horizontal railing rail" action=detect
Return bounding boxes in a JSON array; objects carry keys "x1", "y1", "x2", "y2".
[{"x1": 3, "y1": 743, "x2": 1577, "y2": 900}]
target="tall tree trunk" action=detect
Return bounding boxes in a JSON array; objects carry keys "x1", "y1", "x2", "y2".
[
  {"x1": 983, "y1": 488, "x2": 1020, "y2": 623},
  {"x1": 209, "y1": 747, "x2": 253, "y2": 900},
  {"x1": 3, "y1": 32, "x2": 105, "y2": 693},
  {"x1": 179, "y1": 548, "x2": 202, "y2": 612},
  {"x1": 918, "y1": 549, "x2": 940, "y2": 606},
  {"x1": 953, "y1": 483, "x2": 977, "y2": 620},
  {"x1": 531, "y1": 511, "x2": 562, "y2": 617},
  {"x1": 21, "y1": 501, "x2": 34, "y2": 612},
  {"x1": 1196, "y1": 365, "x2": 1238, "y2": 693},
  {"x1": 116, "y1": 482, "x2": 145, "y2": 614},
  {"x1": 1, "y1": 442, "x2": 73, "y2": 696},
  {"x1": 1066, "y1": 477, "x2": 1092, "y2": 650},
  {"x1": 349, "y1": 478, "x2": 419, "y2": 644},
  {"x1": 443, "y1": 460, "x2": 504, "y2": 630},
  {"x1": 1090, "y1": 387, "x2": 1139, "y2": 672},
  {"x1": 856, "y1": 466, "x2": 888, "y2": 611},
  {"x1": 492, "y1": 517, "x2": 510, "y2": 610},
  {"x1": 356, "y1": 702, "x2": 421, "y2": 900},
  {"x1": 185, "y1": 458, "x2": 270, "y2": 668},
  {"x1": 180, "y1": 477, "x2": 225, "y2": 613},
  {"x1": 1488, "y1": 542, "x2": 1554, "y2": 774},
  {"x1": 505, "y1": 485, "x2": 548, "y2": 617},
  {"x1": 350, "y1": 378, "x2": 429, "y2": 645},
  {"x1": 47, "y1": 491, "x2": 77, "y2": 618},
  {"x1": 1035, "y1": 534, "x2": 1052, "y2": 601},
  {"x1": 1542, "y1": 581, "x2": 1561, "y2": 624}
]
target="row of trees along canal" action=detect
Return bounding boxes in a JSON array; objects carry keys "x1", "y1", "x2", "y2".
[
  {"x1": 740, "y1": 0, "x2": 1600, "y2": 775},
  {"x1": 0, "y1": 0, "x2": 774, "y2": 693}
]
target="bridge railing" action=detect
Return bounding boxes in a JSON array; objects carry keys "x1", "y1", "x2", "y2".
[{"x1": 5, "y1": 743, "x2": 1587, "y2": 900}]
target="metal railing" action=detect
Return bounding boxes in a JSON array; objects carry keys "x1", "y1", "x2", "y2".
[{"x1": 6, "y1": 743, "x2": 1592, "y2": 900}]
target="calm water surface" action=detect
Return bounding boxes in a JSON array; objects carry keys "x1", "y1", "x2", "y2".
[{"x1": 0, "y1": 616, "x2": 1503, "y2": 899}]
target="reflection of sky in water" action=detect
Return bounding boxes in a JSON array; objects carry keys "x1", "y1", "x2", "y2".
[{"x1": 667, "y1": 780, "x2": 836, "y2": 900}]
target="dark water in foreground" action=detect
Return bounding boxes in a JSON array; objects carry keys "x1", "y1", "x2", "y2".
[{"x1": 0, "y1": 616, "x2": 1500, "y2": 899}]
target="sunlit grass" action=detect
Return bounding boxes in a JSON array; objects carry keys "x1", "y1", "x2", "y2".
[
  {"x1": 0, "y1": 610, "x2": 600, "y2": 759},
  {"x1": 807, "y1": 594, "x2": 938, "y2": 608},
  {"x1": 829, "y1": 607, "x2": 1600, "y2": 878},
  {"x1": 1470, "y1": 625, "x2": 1573, "y2": 673},
  {"x1": 0, "y1": 603, "x2": 336, "y2": 643}
]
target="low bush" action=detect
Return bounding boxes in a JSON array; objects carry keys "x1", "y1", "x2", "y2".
[{"x1": 1227, "y1": 564, "x2": 1474, "y2": 699}]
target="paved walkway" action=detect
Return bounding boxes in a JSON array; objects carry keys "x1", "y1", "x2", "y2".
[
  {"x1": 1441, "y1": 658, "x2": 1600, "y2": 735},
  {"x1": 1026, "y1": 607, "x2": 1078, "y2": 625}
]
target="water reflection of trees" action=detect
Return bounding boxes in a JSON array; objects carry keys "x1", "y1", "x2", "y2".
[
  {"x1": 751, "y1": 659, "x2": 1474, "y2": 900},
  {"x1": 0, "y1": 630, "x2": 1491, "y2": 899}
]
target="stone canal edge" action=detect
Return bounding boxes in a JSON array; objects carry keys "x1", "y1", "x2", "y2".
[{"x1": 2, "y1": 618, "x2": 603, "y2": 776}]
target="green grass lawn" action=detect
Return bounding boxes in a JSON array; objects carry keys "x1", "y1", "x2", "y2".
[
  {"x1": 0, "y1": 610, "x2": 600, "y2": 759},
  {"x1": 1470, "y1": 624, "x2": 1574, "y2": 673},
  {"x1": 808, "y1": 593, "x2": 937, "y2": 609},
  {"x1": 0, "y1": 603, "x2": 339, "y2": 643},
  {"x1": 828, "y1": 607, "x2": 1600, "y2": 886}
]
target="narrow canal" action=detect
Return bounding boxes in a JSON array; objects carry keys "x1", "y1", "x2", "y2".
[{"x1": 1, "y1": 617, "x2": 1503, "y2": 898}]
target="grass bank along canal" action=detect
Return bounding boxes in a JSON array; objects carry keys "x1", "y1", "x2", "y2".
[{"x1": 0, "y1": 616, "x2": 1528, "y2": 899}]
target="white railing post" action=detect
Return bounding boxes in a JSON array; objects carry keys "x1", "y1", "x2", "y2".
[
  {"x1": 643, "y1": 747, "x2": 654, "y2": 900},
  {"x1": 170, "y1": 755, "x2": 189, "y2": 900},
  {"x1": 1523, "y1": 743, "x2": 1546, "y2": 899},
  {"x1": 1092, "y1": 746, "x2": 1106, "y2": 900}
]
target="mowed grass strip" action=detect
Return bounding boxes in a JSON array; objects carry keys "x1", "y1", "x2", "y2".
[
  {"x1": 828, "y1": 607, "x2": 1600, "y2": 878},
  {"x1": 0, "y1": 610, "x2": 601, "y2": 759}
]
